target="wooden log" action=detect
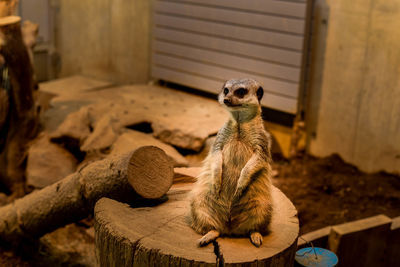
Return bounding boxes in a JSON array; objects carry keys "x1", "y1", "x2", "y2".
[
  {"x1": 94, "y1": 183, "x2": 299, "y2": 266},
  {"x1": 328, "y1": 214, "x2": 391, "y2": 267},
  {"x1": 128, "y1": 146, "x2": 174, "y2": 199},
  {"x1": 0, "y1": 15, "x2": 39, "y2": 196},
  {"x1": 0, "y1": 146, "x2": 174, "y2": 244}
]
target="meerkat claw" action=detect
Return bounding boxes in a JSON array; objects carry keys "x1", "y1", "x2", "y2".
[
  {"x1": 198, "y1": 230, "x2": 220, "y2": 247},
  {"x1": 250, "y1": 232, "x2": 263, "y2": 247}
]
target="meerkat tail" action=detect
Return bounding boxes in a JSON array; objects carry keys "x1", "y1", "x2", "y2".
[
  {"x1": 198, "y1": 230, "x2": 220, "y2": 247},
  {"x1": 250, "y1": 231, "x2": 263, "y2": 247}
]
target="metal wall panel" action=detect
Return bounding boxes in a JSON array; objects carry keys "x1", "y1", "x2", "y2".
[{"x1": 151, "y1": 0, "x2": 308, "y2": 114}]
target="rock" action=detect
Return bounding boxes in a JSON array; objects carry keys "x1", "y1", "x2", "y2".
[
  {"x1": 41, "y1": 77, "x2": 227, "y2": 152},
  {"x1": 81, "y1": 115, "x2": 119, "y2": 152},
  {"x1": 110, "y1": 129, "x2": 188, "y2": 167},
  {"x1": 49, "y1": 106, "x2": 92, "y2": 144},
  {"x1": 27, "y1": 133, "x2": 78, "y2": 188},
  {"x1": 39, "y1": 76, "x2": 113, "y2": 132},
  {"x1": 185, "y1": 136, "x2": 216, "y2": 166},
  {"x1": 39, "y1": 75, "x2": 112, "y2": 97},
  {"x1": 39, "y1": 223, "x2": 95, "y2": 267},
  {"x1": 85, "y1": 227, "x2": 95, "y2": 239},
  {"x1": 0, "y1": 193, "x2": 7, "y2": 207},
  {"x1": 56, "y1": 85, "x2": 227, "y2": 151}
]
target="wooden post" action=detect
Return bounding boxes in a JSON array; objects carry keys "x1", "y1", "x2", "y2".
[
  {"x1": 328, "y1": 214, "x2": 391, "y2": 267},
  {"x1": 0, "y1": 15, "x2": 38, "y2": 197},
  {"x1": 383, "y1": 216, "x2": 400, "y2": 267},
  {"x1": 94, "y1": 184, "x2": 299, "y2": 266}
]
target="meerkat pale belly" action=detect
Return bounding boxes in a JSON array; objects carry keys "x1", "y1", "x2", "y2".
[{"x1": 221, "y1": 139, "x2": 253, "y2": 199}]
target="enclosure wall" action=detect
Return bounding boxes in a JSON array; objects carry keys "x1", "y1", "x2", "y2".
[
  {"x1": 307, "y1": 0, "x2": 400, "y2": 173},
  {"x1": 54, "y1": 0, "x2": 151, "y2": 84}
]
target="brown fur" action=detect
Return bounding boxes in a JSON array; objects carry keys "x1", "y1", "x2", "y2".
[{"x1": 189, "y1": 78, "x2": 273, "y2": 247}]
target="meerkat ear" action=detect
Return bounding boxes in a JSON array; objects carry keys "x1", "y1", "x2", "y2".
[{"x1": 257, "y1": 87, "x2": 264, "y2": 101}]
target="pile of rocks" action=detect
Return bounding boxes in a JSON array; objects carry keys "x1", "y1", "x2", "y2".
[{"x1": 28, "y1": 75, "x2": 227, "y2": 190}]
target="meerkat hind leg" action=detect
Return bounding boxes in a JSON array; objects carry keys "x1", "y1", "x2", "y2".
[
  {"x1": 198, "y1": 230, "x2": 220, "y2": 247},
  {"x1": 250, "y1": 231, "x2": 263, "y2": 247}
]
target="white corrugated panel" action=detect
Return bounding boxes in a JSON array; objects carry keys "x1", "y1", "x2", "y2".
[{"x1": 151, "y1": 0, "x2": 308, "y2": 114}]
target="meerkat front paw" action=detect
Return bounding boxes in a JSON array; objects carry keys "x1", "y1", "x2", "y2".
[
  {"x1": 198, "y1": 230, "x2": 220, "y2": 247},
  {"x1": 250, "y1": 232, "x2": 263, "y2": 247}
]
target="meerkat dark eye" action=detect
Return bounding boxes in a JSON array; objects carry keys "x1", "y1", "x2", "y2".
[
  {"x1": 223, "y1": 88, "x2": 229, "y2": 95},
  {"x1": 256, "y1": 87, "x2": 264, "y2": 101},
  {"x1": 234, "y1": 88, "x2": 248, "y2": 98}
]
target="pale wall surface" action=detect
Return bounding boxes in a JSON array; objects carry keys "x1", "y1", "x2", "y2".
[
  {"x1": 55, "y1": 0, "x2": 151, "y2": 84},
  {"x1": 308, "y1": 0, "x2": 400, "y2": 173}
]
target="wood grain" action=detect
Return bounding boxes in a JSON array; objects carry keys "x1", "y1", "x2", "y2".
[
  {"x1": 94, "y1": 183, "x2": 299, "y2": 266},
  {"x1": 128, "y1": 146, "x2": 174, "y2": 199}
]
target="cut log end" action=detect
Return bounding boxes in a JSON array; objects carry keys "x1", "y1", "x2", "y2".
[
  {"x1": 94, "y1": 183, "x2": 299, "y2": 266},
  {"x1": 127, "y1": 146, "x2": 174, "y2": 199},
  {"x1": 0, "y1": 15, "x2": 20, "y2": 26}
]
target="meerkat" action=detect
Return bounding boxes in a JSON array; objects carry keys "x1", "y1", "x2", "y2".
[{"x1": 189, "y1": 78, "x2": 273, "y2": 248}]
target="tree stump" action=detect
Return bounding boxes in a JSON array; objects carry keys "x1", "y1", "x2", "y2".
[{"x1": 95, "y1": 183, "x2": 299, "y2": 266}]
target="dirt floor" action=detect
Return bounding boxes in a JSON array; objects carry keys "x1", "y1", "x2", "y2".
[
  {"x1": 272, "y1": 153, "x2": 400, "y2": 235},
  {"x1": 1, "y1": 153, "x2": 399, "y2": 266}
]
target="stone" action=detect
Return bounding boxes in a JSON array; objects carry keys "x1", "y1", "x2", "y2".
[
  {"x1": 42, "y1": 79, "x2": 227, "y2": 153},
  {"x1": 81, "y1": 115, "x2": 119, "y2": 152},
  {"x1": 39, "y1": 223, "x2": 95, "y2": 267},
  {"x1": 39, "y1": 75, "x2": 112, "y2": 97},
  {"x1": 0, "y1": 193, "x2": 7, "y2": 207},
  {"x1": 71, "y1": 85, "x2": 227, "y2": 151},
  {"x1": 49, "y1": 106, "x2": 92, "y2": 144},
  {"x1": 27, "y1": 133, "x2": 77, "y2": 188},
  {"x1": 185, "y1": 135, "x2": 216, "y2": 166},
  {"x1": 110, "y1": 129, "x2": 188, "y2": 167}
]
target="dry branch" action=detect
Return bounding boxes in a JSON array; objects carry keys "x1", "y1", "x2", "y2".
[{"x1": 0, "y1": 146, "x2": 174, "y2": 244}]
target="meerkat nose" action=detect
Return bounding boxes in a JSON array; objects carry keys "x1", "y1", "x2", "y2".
[{"x1": 224, "y1": 99, "x2": 231, "y2": 105}]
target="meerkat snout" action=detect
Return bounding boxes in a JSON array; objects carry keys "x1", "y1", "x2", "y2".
[{"x1": 223, "y1": 98, "x2": 232, "y2": 106}]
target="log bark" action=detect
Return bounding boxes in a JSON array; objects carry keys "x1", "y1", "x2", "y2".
[
  {"x1": 0, "y1": 0, "x2": 17, "y2": 17},
  {"x1": 0, "y1": 15, "x2": 39, "y2": 196},
  {"x1": 0, "y1": 146, "x2": 174, "y2": 244},
  {"x1": 94, "y1": 183, "x2": 299, "y2": 266}
]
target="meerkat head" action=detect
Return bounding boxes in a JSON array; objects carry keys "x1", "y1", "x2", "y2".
[{"x1": 218, "y1": 78, "x2": 264, "y2": 117}]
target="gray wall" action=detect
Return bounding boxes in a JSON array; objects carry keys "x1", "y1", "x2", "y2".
[
  {"x1": 55, "y1": 0, "x2": 151, "y2": 84},
  {"x1": 307, "y1": 0, "x2": 400, "y2": 173}
]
